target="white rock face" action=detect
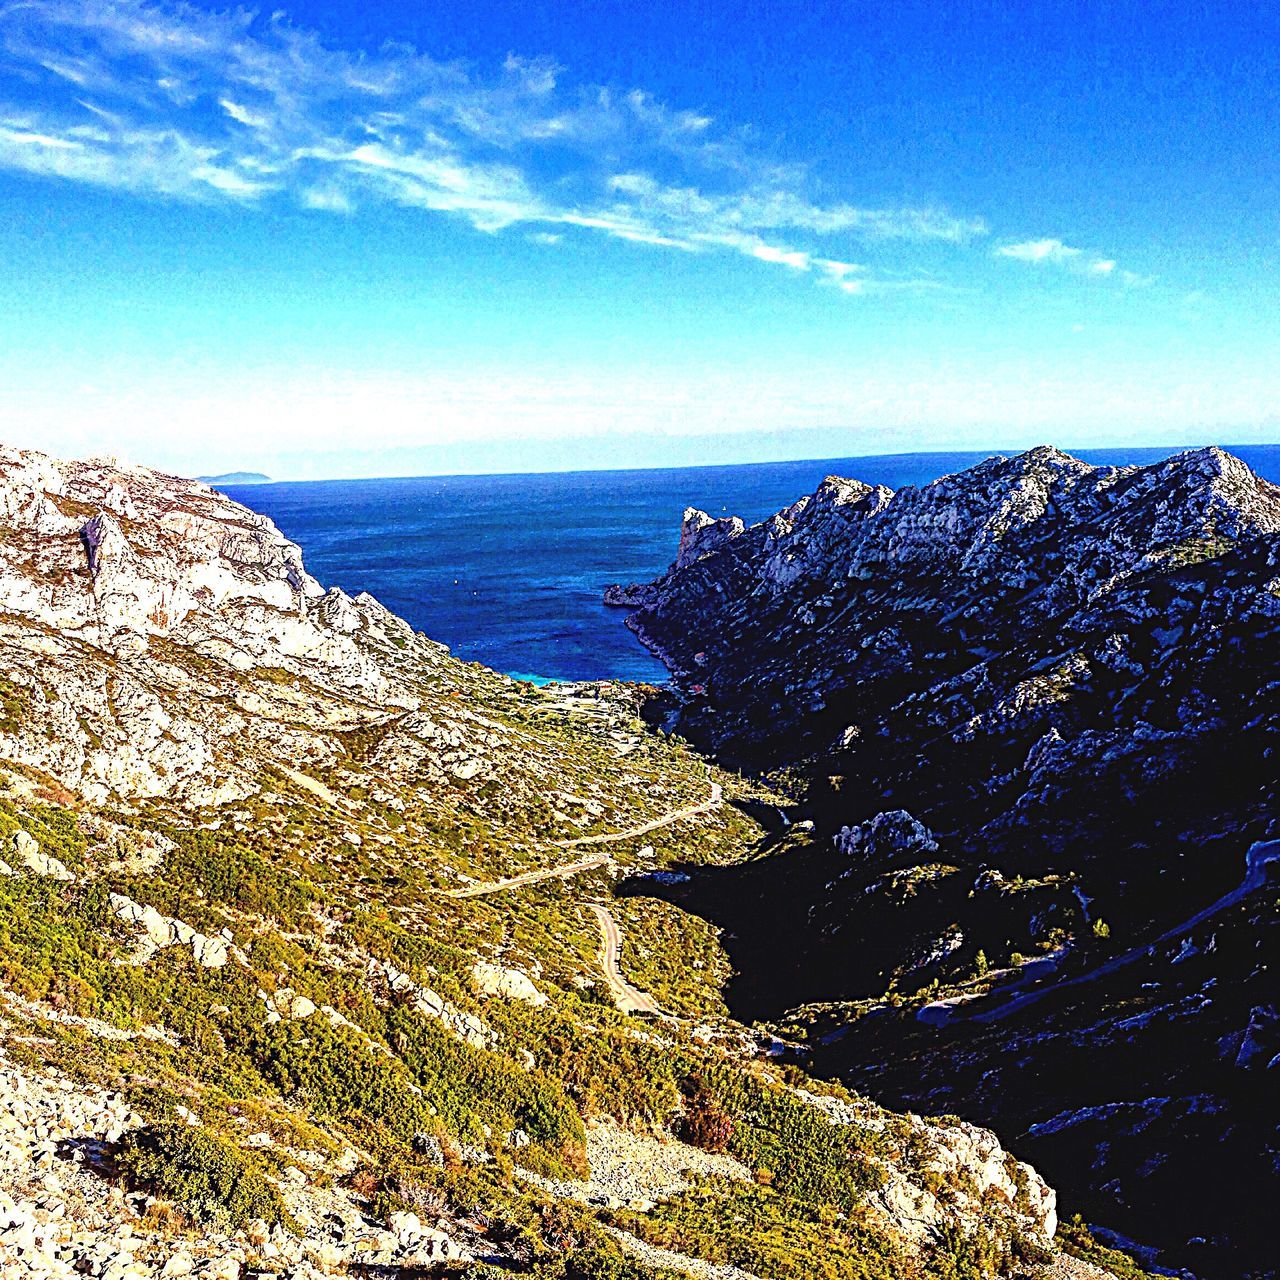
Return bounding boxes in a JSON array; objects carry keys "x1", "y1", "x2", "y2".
[
  {"x1": 472, "y1": 961, "x2": 549, "y2": 1007},
  {"x1": 12, "y1": 830, "x2": 75, "y2": 881},
  {"x1": 0, "y1": 443, "x2": 433, "y2": 803}
]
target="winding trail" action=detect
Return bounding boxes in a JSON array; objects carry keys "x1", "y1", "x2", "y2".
[
  {"x1": 549, "y1": 781, "x2": 723, "y2": 849},
  {"x1": 444, "y1": 780, "x2": 722, "y2": 899},
  {"x1": 446, "y1": 852, "x2": 613, "y2": 900},
  {"x1": 589, "y1": 903, "x2": 663, "y2": 1015},
  {"x1": 949, "y1": 838, "x2": 1280, "y2": 1027}
]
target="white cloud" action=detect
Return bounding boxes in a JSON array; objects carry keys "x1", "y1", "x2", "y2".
[
  {"x1": 0, "y1": 0, "x2": 987, "y2": 294},
  {"x1": 996, "y1": 238, "x2": 1145, "y2": 284},
  {"x1": 749, "y1": 242, "x2": 810, "y2": 270},
  {"x1": 0, "y1": 124, "x2": 82, "y2": 150},
  {"x1": 218, "y1": 98, "x2": 267, "y2": 129},
  {"x1": 814, "y1": 257, "x2": 861, "y2": 280},
  {"x1": 997, "y1": 237, "x2": 1083, "y2": 264},
  {"x1": 300, "y1": 184, "x2": 351, "y2": 212}
]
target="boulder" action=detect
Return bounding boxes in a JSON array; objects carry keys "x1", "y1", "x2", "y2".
[
  {"x1": 472, "y1": 961, "x2": 548, "y2": 1007},
  {"x1": 13, "y1": 831, "x2": 74, "y2": 882}
]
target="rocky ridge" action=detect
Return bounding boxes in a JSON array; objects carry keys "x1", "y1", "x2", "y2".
[{"x1": 608, "y1": 445, "x2": 1280, "y2": 760}]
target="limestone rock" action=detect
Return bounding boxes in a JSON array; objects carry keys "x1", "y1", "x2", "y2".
[
  {"x1": 13, "y1": 830, "x2": 74, "y2": 881},
  {"x1": 472, "y1": 961, "x2": 549, "y2": 1007},
  {"x1": 835, "y1": 810, "x2": 938, "y2": 861},
  {"x1": 675, "y1": 507, "x2": 746, "y2": 570},
  {"x1": 191, "y1": 934, "x2": 229, "y2": 969}
]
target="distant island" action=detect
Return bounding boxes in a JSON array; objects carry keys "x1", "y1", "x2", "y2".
[{"x1": 197, "y1": 470, "x2": 272, "y2": 485}]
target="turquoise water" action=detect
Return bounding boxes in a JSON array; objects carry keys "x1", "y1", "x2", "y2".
[{"x1": 224, "y1": 444, "x2": 1280, "y2": 683}]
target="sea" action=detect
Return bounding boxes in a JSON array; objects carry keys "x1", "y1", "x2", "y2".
[{"x1": 223, "y1": 444, "x2": 1280, "y2": 685}]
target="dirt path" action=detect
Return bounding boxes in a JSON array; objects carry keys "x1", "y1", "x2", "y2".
[
  {"x1": 588, "y1": 903, "x2": 662, "y2": 1016},
  {"x1": 444, "y1": 780, "x2": 723, "y2": 898},
  {"x1": 549, "y1": 780, "x2": 723, "y2": 849},
  {"x1": 446, "y1": 852, "x2": 613, "y2": 899},
  {"x1": 959, "y1": 837, "x2": 1280, "y2": 1027}
]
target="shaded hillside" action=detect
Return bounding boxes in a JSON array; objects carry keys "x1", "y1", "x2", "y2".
[{"x1": 608, "y1": 445, "x2": 1280, "y2": 1280}]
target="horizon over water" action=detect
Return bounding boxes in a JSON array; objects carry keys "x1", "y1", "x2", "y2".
[{"x1": 225, "y1": 443, "x2": 1280, "y2": 684}]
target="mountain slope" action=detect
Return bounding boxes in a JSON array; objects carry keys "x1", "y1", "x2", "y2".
[
  {"x1": 0, "y1": 443, "x2": 1116, "y2": 1280},
  {"x1": 605, "y1": 445, "x2": 1280, "y2": 1279}
]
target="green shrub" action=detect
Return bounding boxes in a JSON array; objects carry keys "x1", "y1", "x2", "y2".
[
  {"x1": 117, "y1": 1123, "x2": 291, "y2": 1229},
  {"x1": 1056, "y1": 1215, "x2": 1157, "y2": 1279},
  {"x1": 384, "y1": 1006, "x2": 585, "y2": 1167},
  {"x1": 248, "y1": 1018, "x2": 436, "y2": 1141},
  {"x1": 613, "y1": 1179, "x2": 907, "y2": 1280},
  {"x1": 695, "y1": 1064, "x2": 888, "y2": 1211},
  {"x1": 558, "y1": 1249, "x2": 681, "y2": 1280}
]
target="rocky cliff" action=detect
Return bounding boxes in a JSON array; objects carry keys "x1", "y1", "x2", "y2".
[
  {"x1": 609, "y1": 445, "x2": 1280, "y2": 761},
  {"x1": 608, "y1": 445, "x2": 1280, "y2": 1279},
  {"x1": 0, "y1": 444, "x2": 1120, "y2": 1280}
]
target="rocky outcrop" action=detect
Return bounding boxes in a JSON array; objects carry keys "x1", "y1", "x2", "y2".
[
  {"x1": 0, "y1": 444, "x2": 616, "y2": 812},
  {"x1": 472, "y1": 961, "x2": 549, "y2": 1007},
  {"x1": 675, "y1": 508, "x2": 746, "y2": 570},
  {"x1": 604, "y1": 508, "x2": 747, "y2": 609},
  {"x1": 8, "y1": 830, "x2": 74, "y2": 881},
  {"x1": 0, "y1": 444, "x2": 440, "y2": 804},
  {"x1": 366, "y1": 957, "x2": 496, "y2": 1049},
  {"x1": 835, "y1": 810, "x2": 939, "y2": 861},
  {"x1": 107, "y1": 892, "x2": 242, "y2": 969}
]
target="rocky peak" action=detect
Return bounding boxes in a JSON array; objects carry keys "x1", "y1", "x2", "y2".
[
  {"x1": 675, "y1": 507, "x2": 746, "y2": 569},
  {"x1": 0, "y1": 442, "x2": 435, "y2": 803},
  {"x1": 0, "y1": 443, "x2": 392, "y2": 670}
]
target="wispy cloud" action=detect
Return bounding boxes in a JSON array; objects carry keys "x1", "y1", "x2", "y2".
[
  {"x1": 997, "y1": 237, "x2": 1083, "y2": 265},
  {"x1": 995, "y1": 237, "x2": 1149, "y2": 285},
  {"x1": 0, "y1": 0, "x2": 988, "y2": 293}
]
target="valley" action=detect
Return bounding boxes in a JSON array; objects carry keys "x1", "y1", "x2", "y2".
[{"x1": 0, "y1": 442, "x2": 1123, "y2": 1280}]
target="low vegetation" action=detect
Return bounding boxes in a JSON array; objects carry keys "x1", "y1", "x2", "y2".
[{"x1": 117, "y1": 1123, "x2": 292, "y2": 1230}]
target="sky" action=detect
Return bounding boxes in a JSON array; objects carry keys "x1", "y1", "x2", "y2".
[{"x1": 1, "y1": 0, "x2": 1277, "y2": 478}]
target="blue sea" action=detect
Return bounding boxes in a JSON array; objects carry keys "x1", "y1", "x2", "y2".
[{"x1": 224, "y1": 444, "x2": 1280, "y2": 684}]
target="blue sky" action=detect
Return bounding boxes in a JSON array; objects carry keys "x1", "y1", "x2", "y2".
[{"x1": 1, "y1": 0, "x2": 1277, "y2": 478}]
